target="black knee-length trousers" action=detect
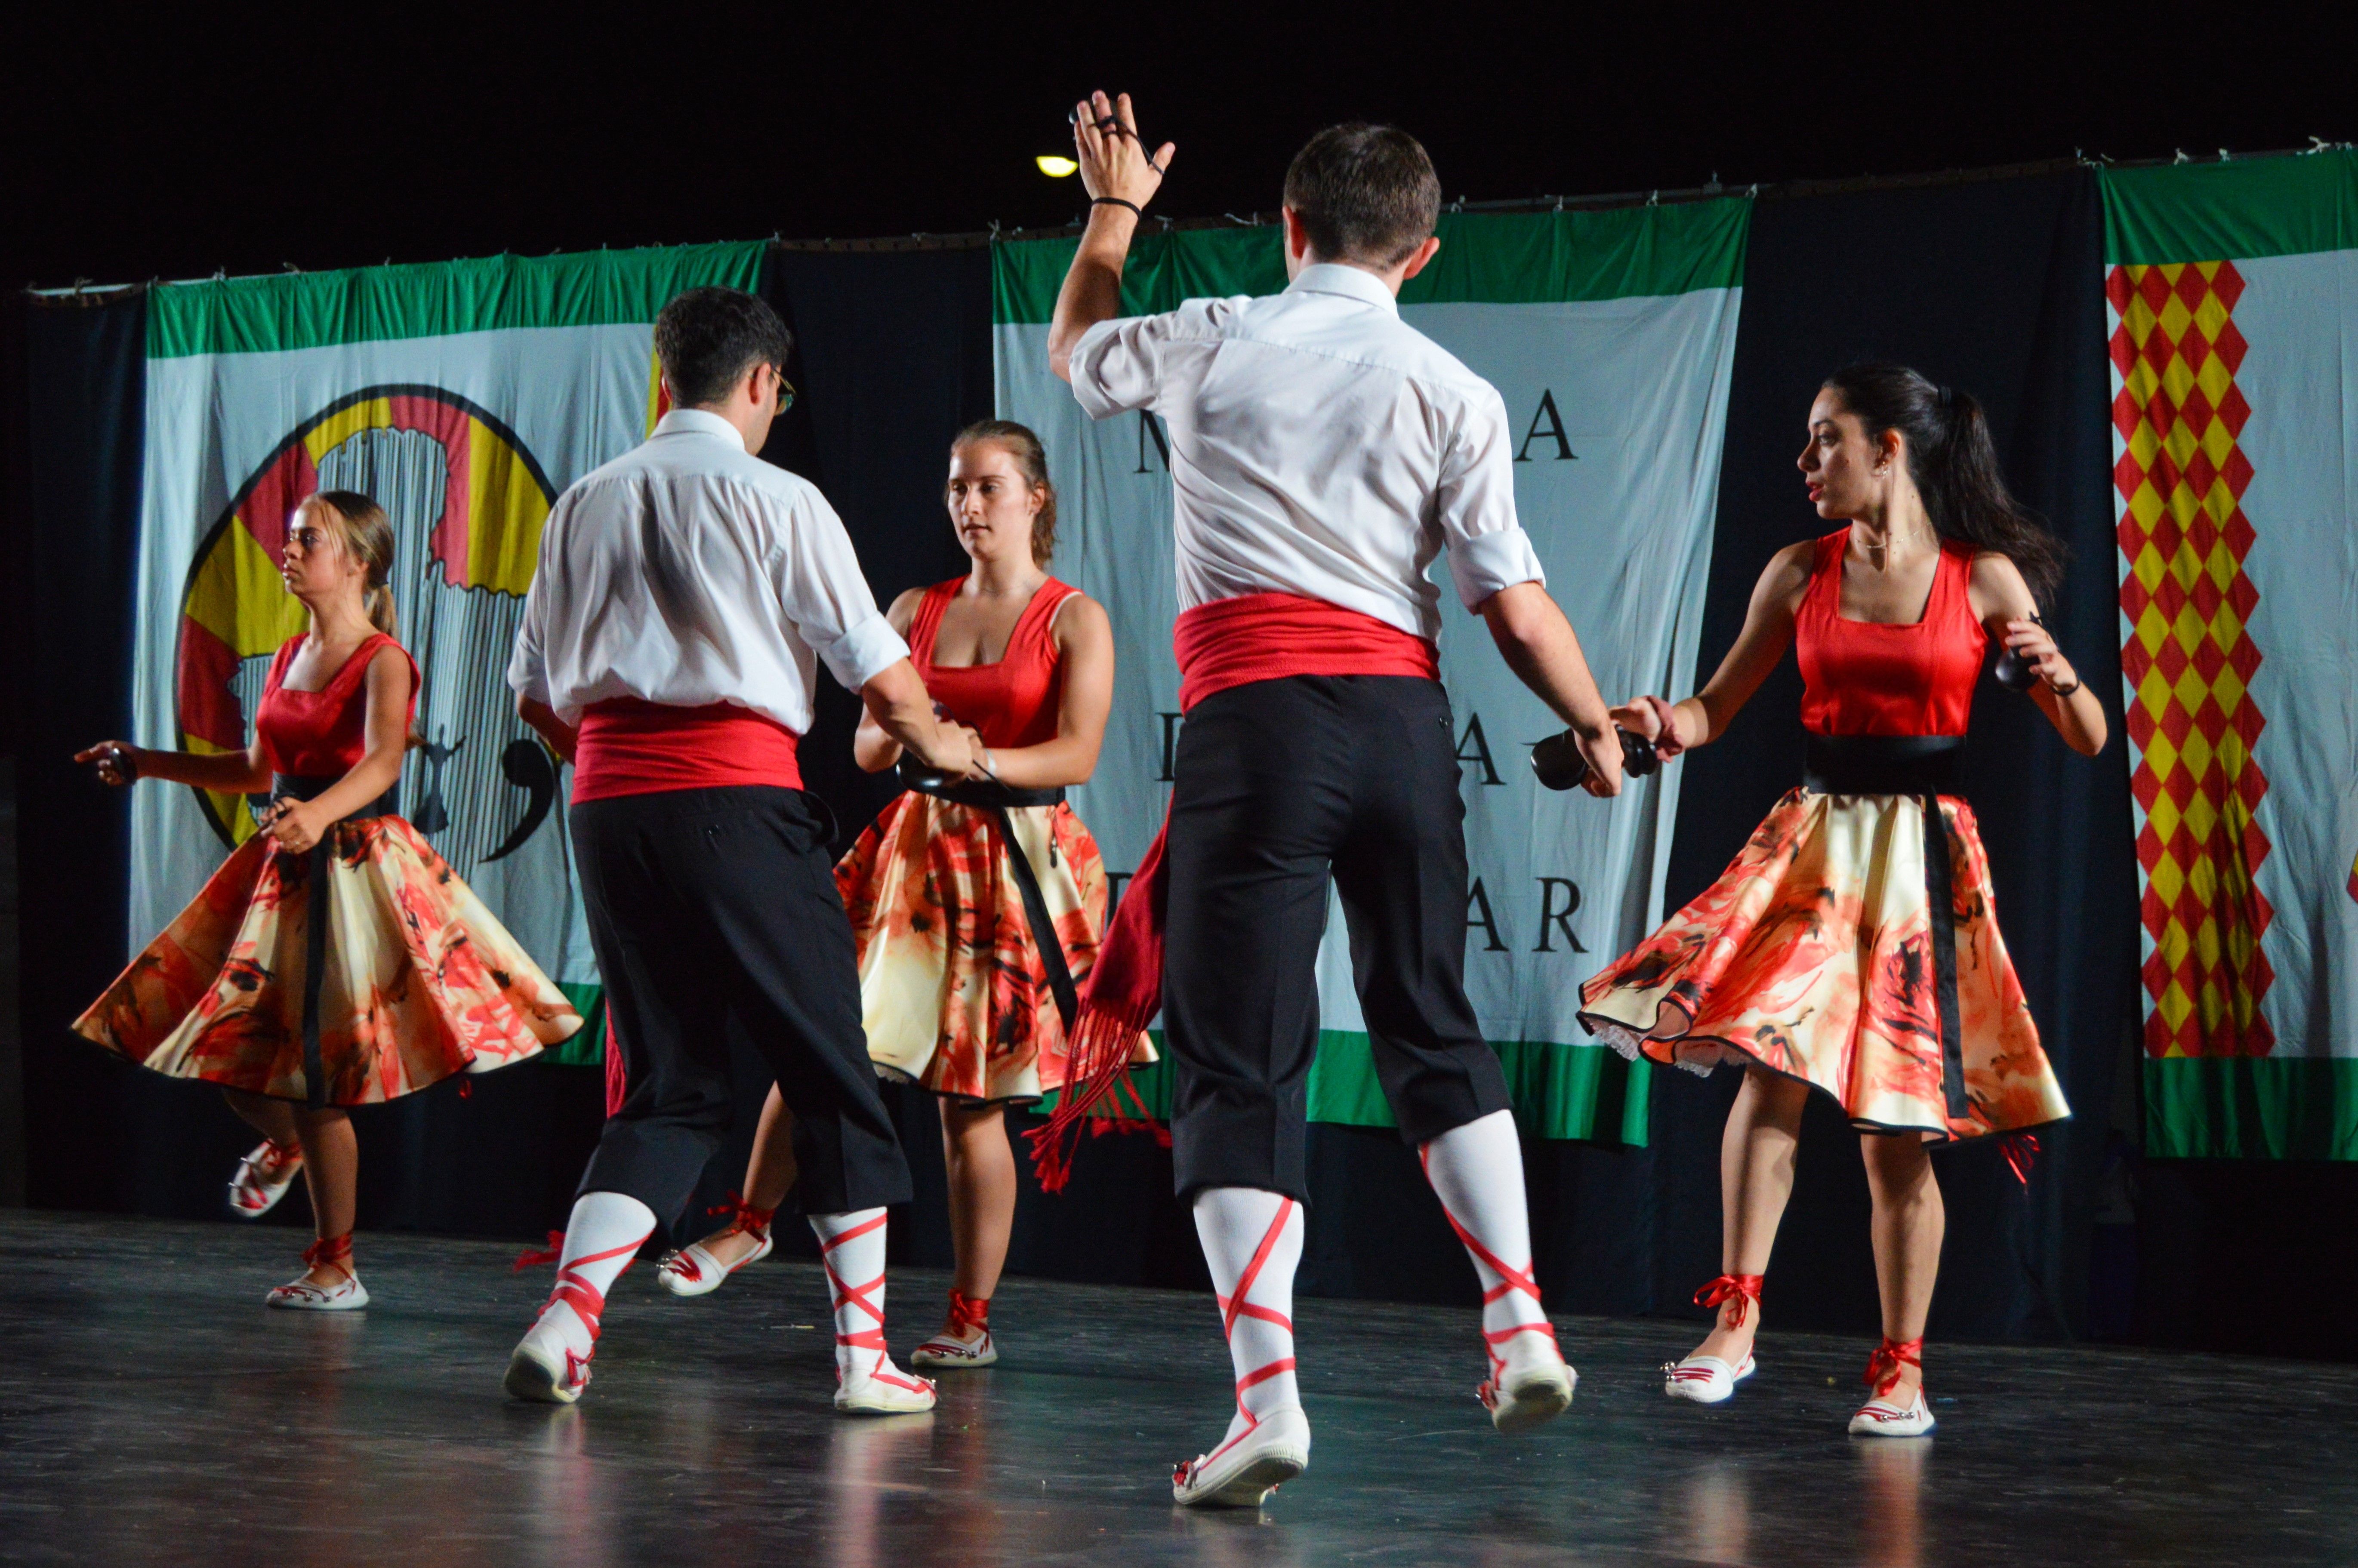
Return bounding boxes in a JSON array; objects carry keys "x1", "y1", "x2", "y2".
[
  {"x1": 1164, "y1": 675, "x2": 1510, "y2": 1202},
  {"x1": 569, "y1": 785, "x2": 911, "y2": 1223}
]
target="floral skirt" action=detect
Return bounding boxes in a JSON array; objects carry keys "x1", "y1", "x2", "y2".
[
  {"x1": 74, "y1": 816, "x2": 579, "y2": 1104},
  {"x1": 835, "y1": 794, "x2": 1153, "y2": 1104},
  {"x1": 1578, "y1": 789, "x2": 2068, "y2": 1140}
]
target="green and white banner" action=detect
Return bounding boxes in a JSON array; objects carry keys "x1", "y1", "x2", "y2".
[
  {"x1": 995, "y1": 203, "x2": 1750, "y2": 1142},
  {"x1": 130, "y1": 243, "x2": 766, "y2": 1057},
  {"x1": 2101, "y1": 151, "x2": 2358, "y2": 1157}
]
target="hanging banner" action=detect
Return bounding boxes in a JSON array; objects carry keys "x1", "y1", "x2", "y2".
[
  {"x1": 2101, "y1": 150, "x2": 2358, "y2": 1155},
  {"x1": 995, "y1": 203, "x2": 1749, "y2": 1142},
  {"x1": 129, "y1": 243, "x2": 767, "y2": 1054}
]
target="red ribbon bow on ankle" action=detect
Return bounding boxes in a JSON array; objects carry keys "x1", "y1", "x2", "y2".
[
  {"x1": 1864, "y1": 1337, "x2": 1924, "y2": 1398},
  {"x1": 1693, "y1": 1273, "x2": 1764, "y2": 1327},
  {"x1": 946, "y1": 1289, "x2": 990, "y2": 1334},
  {"x1": 512, "y1": 1231, "x2": 565, "y2": 1272},
  {"x1": 705, "y1": 1189, "x2": 776, "y2": 1241},
  {"x1": 303, "y1": 1233, "x2": 353, "y2": 1269}
]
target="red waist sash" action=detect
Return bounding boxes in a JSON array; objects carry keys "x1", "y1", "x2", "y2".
[
  {"x1": 1172, "y1": 592, "x2": 1439, "y2": 713},
  {"x1": 572, "y1": 698, "x2": 804, "y2": 804}
]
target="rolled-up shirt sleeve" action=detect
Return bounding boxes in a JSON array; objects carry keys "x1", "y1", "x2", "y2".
[
  {"x1": 1437, "y1": 385, "x2": 1546, "y2": 610},
  {"x1": 1068, "y1": 311, "x2": 1171, "y2": 419},
  {"x1": 769, "y1": 484, "x2": 912, "y2": 692}
]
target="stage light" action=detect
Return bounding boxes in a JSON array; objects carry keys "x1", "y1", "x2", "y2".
[{"x1": 1036, "y1": 155, "x2": 1079, "y2": 178}]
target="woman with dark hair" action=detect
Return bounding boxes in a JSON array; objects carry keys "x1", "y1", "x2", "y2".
[
  {"x1": 73, "y1": 491, "x2": 579, "y2": 1306},
  {"x1": 656, "y1": 421, "x2": 1150, "y2": 1369},
  {"x1": 1581, "y1": 365, "x2": 2106, "y2": 1436}
]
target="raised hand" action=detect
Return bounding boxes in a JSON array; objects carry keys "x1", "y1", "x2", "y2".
[
  {"x1": 74, "y1": 740, "x2": 142, "y2": 786},
  {"x1": 1070, "y1": 90, "x2": 1175, "y2": 213}
]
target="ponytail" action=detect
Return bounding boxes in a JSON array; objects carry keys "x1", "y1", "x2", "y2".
[{"x1": 1822, "y1": 364, "x2": 2066, "y2": 607}]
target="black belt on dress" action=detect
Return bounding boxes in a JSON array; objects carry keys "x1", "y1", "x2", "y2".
[
  {"x1": 1798, "y1": 735, "x2": 1970, "y2": 1127},
  {"x1": 271, "y1": 773, "x2": 399, "y2": 1108},
  {"x1": 897, "y1": 761, "x2": 1079, "y2": 1033}
]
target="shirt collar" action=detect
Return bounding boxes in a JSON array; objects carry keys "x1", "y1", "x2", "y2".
[
  {"x1": 654, "y1": 407, "x2": 749, "y2": 447},
  {"x1": 1285, "y1": 262, "x2": 1401, "y2": 315}
]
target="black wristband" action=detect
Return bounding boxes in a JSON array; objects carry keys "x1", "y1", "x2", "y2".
[
  {"x1": 2047, "y1": 676, "x2": 2082, "y2": 698},
  {"x1": 1091, "y1": 196, "x2": 1143, "y2": 218}
]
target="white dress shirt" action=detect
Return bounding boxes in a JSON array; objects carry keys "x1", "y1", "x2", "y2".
[
  {"x1": 509, "y1": 409, "x2": 908, "y2": 733},
  {"x1": 1068, "y1": 262, "x2": 1545, "y2": 643}
]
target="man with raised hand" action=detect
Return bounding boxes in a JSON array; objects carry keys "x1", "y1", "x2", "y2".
[
  {"x1": 504, "y1": 285, "x2": 974, "y2": 1414},
  {"x1": 1049, "y1": 94, "x2": 1623, "y2": 1506}
]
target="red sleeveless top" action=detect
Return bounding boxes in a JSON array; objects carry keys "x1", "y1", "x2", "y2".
[
  {"x1": 255, "y1": 632, "x2": 419, "y2": 776},
  {"x1": 909, "y1": 577, "x2": 1081, "y2": 748},
  {"x1": 1794, "y1": 529, "x2": 1986, "y2": 738}
]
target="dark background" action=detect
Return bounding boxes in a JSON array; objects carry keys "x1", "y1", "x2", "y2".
[{"x1": 4, "y1": 7, "x2": 2353, "y2": 1359}]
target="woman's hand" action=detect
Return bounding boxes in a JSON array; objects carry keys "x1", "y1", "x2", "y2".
[
  {"x1": 2003, "y1": 618, "x2": 2079, "y2": 693},
  {"x1": 261, "y1": 798, "x2": 329, "y2": 855},
  {"x1": 75, "y1": 741, "x2": 142, "y2": 786},
  {"x1": 1609, "y1": 695, "x2": 1690, "y2": 757},
  {"x1": 963, "y1": 728, "x2": 995, "y2": 783}
]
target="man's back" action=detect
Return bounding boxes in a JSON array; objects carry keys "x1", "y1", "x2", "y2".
[{"x1": 1070, "y1": 261, "x2": 1538, "y2": 642}]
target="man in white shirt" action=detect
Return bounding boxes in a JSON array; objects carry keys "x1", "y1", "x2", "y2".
[
  {"x1": 1051, "y1": 97, "x2": 1625, "y2": 1506},
  {"x1": 502, "y1": 286, "x2": 974, "y2": 1414}
]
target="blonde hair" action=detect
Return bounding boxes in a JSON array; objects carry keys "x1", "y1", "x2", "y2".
[
  {"x1": 949, "y1": 419, "x2": 1058, "y2": 567},
  {"x1": 298, "y1": 491, "x2": 399, "y2": 636}
]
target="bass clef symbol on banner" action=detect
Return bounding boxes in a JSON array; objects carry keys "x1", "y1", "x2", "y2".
[{"x1": 486, "y1": 739, "x2": 558, "y2": 863}]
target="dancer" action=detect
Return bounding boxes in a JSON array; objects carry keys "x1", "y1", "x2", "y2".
[
  {"x1": 656, "y1": 420, "x2": 1150, "y2": 1372},
  {"x1": 1581, "y1": 364, "x2": 2106, "y2": 1436},
  {"x1": 74, "y1": 491, "x2": 579, "y2": 1308},
  {"x1": 504, "y1": 285, "x2": 976, "y2": 1412},
  {"x1": 1049, "y1": 99, "x2": 1624, "y2": 1507}
]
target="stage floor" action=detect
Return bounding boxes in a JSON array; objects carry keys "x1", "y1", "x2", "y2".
[{"x1": 2, "y1": 1211, "x2": 2352, "y2": 1566}]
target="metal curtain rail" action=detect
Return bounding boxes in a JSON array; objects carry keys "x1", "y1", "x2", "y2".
[{"x1": 25, "y1": 141, "x2": 2352, "y2": 299}]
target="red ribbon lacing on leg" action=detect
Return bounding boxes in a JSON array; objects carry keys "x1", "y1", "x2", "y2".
[
  {"x1": 512, "y1": 1231, "x2": 566, "y2": 1271},
  {"x1": 302, "y1": 1232, "x2": 354, "y2": 1275},
  {"x1": 530, "y1": 1233, "x2": 648, "y2": 1394},
  {"x1": 818, "y1": 1214, "x2": 930, "y2": 1395},
  {"x1": 1693, "y1": 1273, "x2": 1765, "y2": 1328},
  {"x1": 1864, "y1": 1337, "x2": 1924, "y2": 1399},
  {"x1": 1416, "y1": 1145, "x2": 1559, "y2": 1398},
  {"x1": 706, "y1": 1190, "x2": 777, "y2": 1243},
  {"x1": 2001, "y1": 1133, "x2": 2041, "y2": 1188},
  {"x1": 1177, "y1": 1197, "x2": 1298, "y2": 1488},
  {"x1": 946, "y1": 1288, "x2": 990, "y2": 1334},
  {"x1": 261, "y1": 1138, "x2": 303, "y2": 1167}
]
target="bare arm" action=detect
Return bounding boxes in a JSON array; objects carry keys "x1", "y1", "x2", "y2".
[
  {"x1": 260, "y1": 647, "x2": 412, "y2": 853},
  {"x1": 77, "y1": 734, "x2": 272, "y2": 795},
  {"x1": 1971, "y1": 554, "x2": 2108, "y2": 757},
  {"x1": 852, "y1": 589, "x2": 925, "y2": 773},
  {"x1": 1047, "y1": 91, "x2": 1173, "y2": 382},
  {"x1": 861, "y1": 659, "x2": 975, "y2": 778},
  {"x1": 970, "y1": 595, "x2": 1114, "y2": 789},
  {"x1": 517, "y1": 696, "x2": 577, "y2": 765},
  {"x1": 1476, "y1": 581, "x2": 1622, "y2": 797},
  {"x1": 1617, "y1": 544, "x2": 1812, "y2": 755}
]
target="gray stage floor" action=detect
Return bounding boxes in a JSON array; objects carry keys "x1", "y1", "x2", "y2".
[{"x1": 1, "y1": 1210, "x2": 2352, "y2": 1566}]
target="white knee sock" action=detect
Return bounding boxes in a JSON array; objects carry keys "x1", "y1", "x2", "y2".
[
  {"x1": 544, "y1": 1190, "x2": 657, "y2": 1345},
  {"x1": 1193, "y1": 1187, "x2": 1304, "y2": 1445},
  {"x1": 1420, "y1": 1111, "x2": 1554, "y2": 1367},
  {"x1": 811, "y1": 1208, "x2": 897, "y2": 1381}
]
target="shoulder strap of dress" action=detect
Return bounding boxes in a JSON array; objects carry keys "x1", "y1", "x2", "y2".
[
  {"x1": 264, "y1": 636, "x2": 304, "y2": 695},
  {"x1": 905, "y1": 579, "x2": 964, "y2": 665},
  {"x1": 1800, "y1": 530, "x2": 1848, "y2": 616},
  {"x1": 1933, "y1": 543, "x2": 1982, "y2": 633},
  {"x1": 1022, "y1": 578, "x2": 1084, "y2": 649}
]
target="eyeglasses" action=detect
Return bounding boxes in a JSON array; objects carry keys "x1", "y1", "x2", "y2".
[{"x1": 769, "y1": 363, "x2": 796, "y2": 413}]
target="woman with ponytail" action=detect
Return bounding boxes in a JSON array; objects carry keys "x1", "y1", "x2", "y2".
[
  {"x1": 73, "y1": 491, "x2": 579, "y2": 1307},
  {"x1": 1581, "y1": 366, "x2": 2106, "y2": 1436},
  {"x1": 653, "y1": 422, "x2": 1149, "y2": 1370}
]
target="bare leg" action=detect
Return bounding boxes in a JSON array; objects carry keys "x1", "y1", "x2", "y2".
[
  {"x1": 940, "y1": 1102, "x2": 1015, "y2": 1313},
  {"x1": 1859, "y1": 1131, "x2": 1944, "y2": 1404},
  {"x1": 690, "y1": 1084, "x2": 799, "y2": 1271},
  {"x1": 290, "y1": 1106, "x2": 358, "y2": 1286},
  {"x1": 1693, "y1": 1069, "x2": 1809, "y2": 1365},
  {"x1": 222, "y1": 1087, "x2": 299, "y2": 1147}
]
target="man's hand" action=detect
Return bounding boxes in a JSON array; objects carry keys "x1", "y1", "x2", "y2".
[
  {"x1": 1610, "y1": 695, "x2": 1689, "y2": 758},
  {"x1": 1071, "y1": 90, "x2": 1174, "y2": 213}
]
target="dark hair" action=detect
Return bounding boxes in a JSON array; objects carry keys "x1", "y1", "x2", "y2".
[
  {"x1": 950, "y1": 419, "x2": 1058, "y2": 566},
  {"x1": 300, "y1": 490, "x2": 399, "y2": 636},
  {"x1": 653, "y1": 286, "x2": 793, "y2": 409},
  {"x1": 1821, "y1": 363, "x2": 2066, "y2": 606},
  {"x1": 1282, "y1": 123, "x2": 1442, "y2": 268}
]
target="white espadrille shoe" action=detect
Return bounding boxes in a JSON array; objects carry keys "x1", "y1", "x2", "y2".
[
  {"x1": 1663, "y1": 1352, "x2": 1756, "y2": 1404},
  {"x1": 228, "y1": 1139, "x2": 304, "y2": 1219},
  {"x1": 1173, "y1": 1405, "x2": 1310, "y2": 1509},
  {"x1": 1849, "y1": 1389, "x2": 1935, "y2": 1437},
  {"x1": 1481, "y1": 1326, "x2": 1576, "y2": 1433},
  {"x1": 265, "y1": 1236, "x2": 367, "y2": 1311},
  {"x1": 834, "y1": 1353, "x2": 938, "y2": 1415},
  {"x1": 654, "y1": 1227, "x2": 774, "y2": 1297}
]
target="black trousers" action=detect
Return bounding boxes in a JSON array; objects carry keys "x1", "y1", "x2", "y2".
[
  {"x1": 1164, "y1": 675, "x2": 1510, "y2": 1201},
  {"x1": 570, "y1": 786, "x2": 910, "y2": 1223}
]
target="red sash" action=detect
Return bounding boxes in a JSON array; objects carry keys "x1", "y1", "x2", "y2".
[{"x1": 572, "y1": 699, "x2": 803, "y2": 804}]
